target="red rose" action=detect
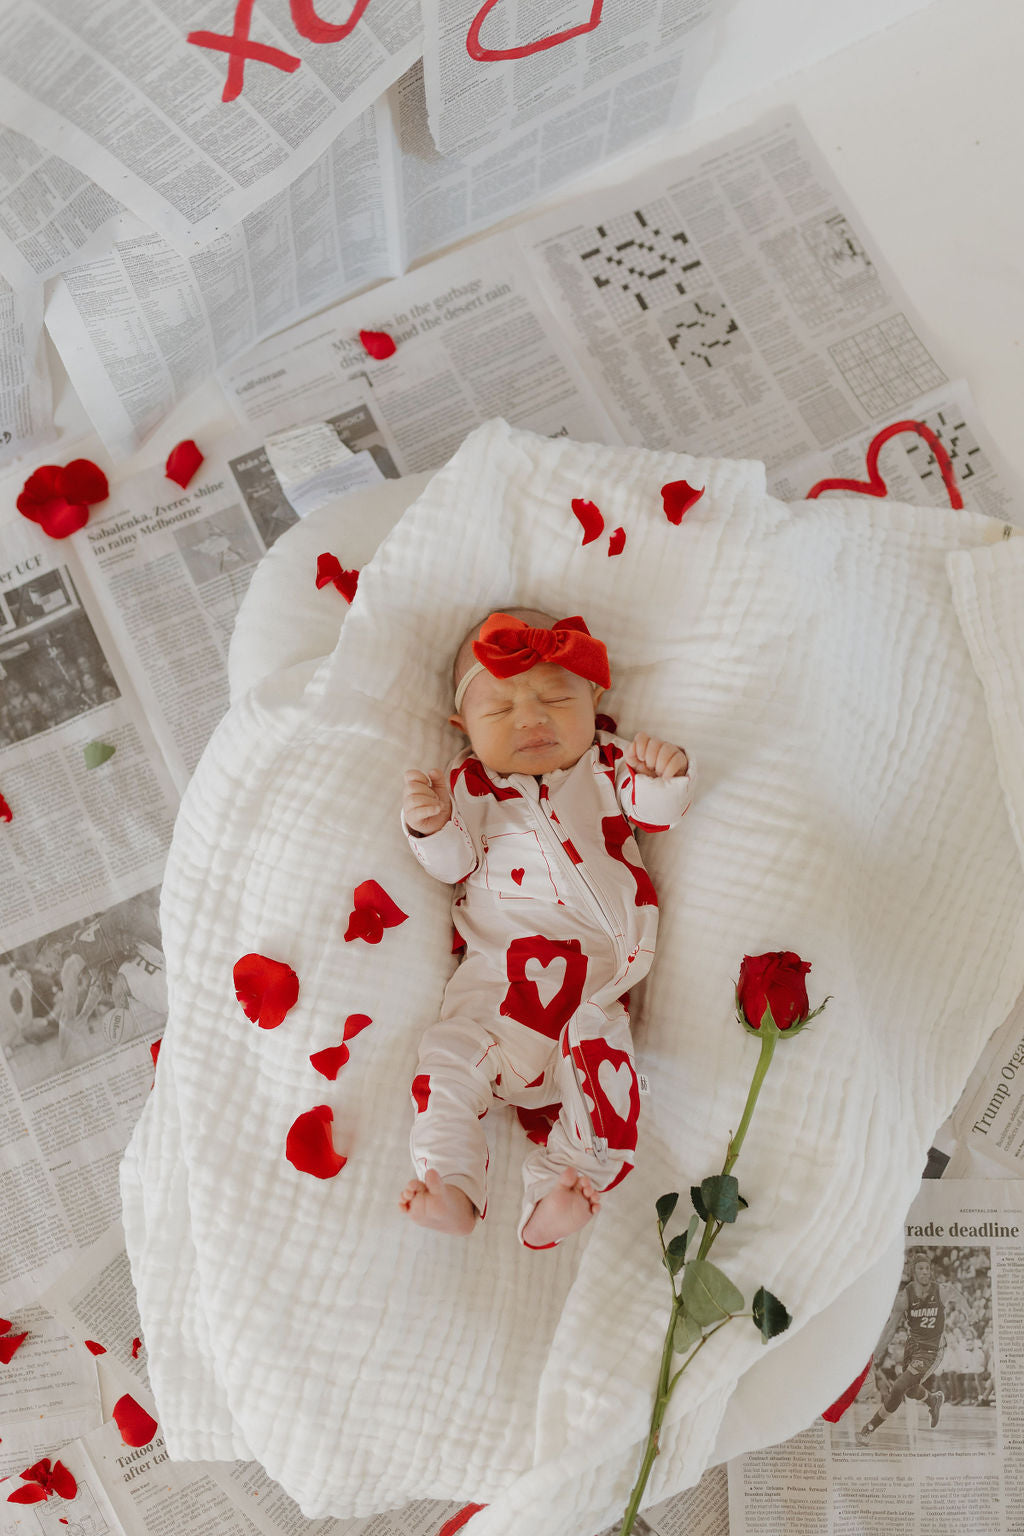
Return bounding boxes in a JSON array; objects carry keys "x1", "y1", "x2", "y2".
[{"x1": 736, "y1": 952, "x2": 812, "y2": 1033}]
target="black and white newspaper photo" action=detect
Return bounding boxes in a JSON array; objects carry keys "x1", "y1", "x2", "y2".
[{"x1": 727, "y1": 1180, "x2": 1024, "y2": 1535}]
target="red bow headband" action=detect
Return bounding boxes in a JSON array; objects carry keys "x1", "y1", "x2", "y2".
[{"x1": 454, "y1": 611, "x2": 610, "y2": 710}]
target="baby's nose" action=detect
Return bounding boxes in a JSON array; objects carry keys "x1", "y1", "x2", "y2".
[{"x1": 515, "y1": 696, "x2": 549, "y2": 725}]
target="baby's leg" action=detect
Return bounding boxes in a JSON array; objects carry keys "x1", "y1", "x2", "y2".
[
  {"x1": 402, "y1": 1010, "x2": 497, "y2": 1234},
  {"x1": 521, "y1": 1167, "x2": 601, "y2": 1248}
]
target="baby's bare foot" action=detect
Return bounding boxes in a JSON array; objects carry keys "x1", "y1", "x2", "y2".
[
  {"x1": 522, "y1": 1167, "x2": 601, "y2": 1247},
  {"x1": 399, "y1": 1168, "x2": 477, "y2": 1235}
]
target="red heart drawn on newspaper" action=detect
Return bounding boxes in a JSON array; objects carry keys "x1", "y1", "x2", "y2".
[
  {"x1": 806, "y1": 420, "x2": 963, "y2": 509},
  {"x1": 500, "y1": 935, "x2": 588, "y2": 1040},
  {"x1": 467, "y1": 0, "x2": 603, "y2": 61}
]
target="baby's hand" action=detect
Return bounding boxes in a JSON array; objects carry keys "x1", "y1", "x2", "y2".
[
  {"x1": 624, "y1": 732, "x2": 689, "y2": 779},
  {"x1": 403, "y1": 768, "x2": 453, "y2": 836}
]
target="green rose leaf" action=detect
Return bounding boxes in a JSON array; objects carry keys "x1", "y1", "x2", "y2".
[
  {"x1": 83, "y1": 741, "x2": 116, "y2": 769},
  {"x1": 680, "y1": 1259, "x2": 745, "y2": 1326},
  {"x1": 664, "y1": 1232, "x2": 689, "y2": 1275},
  {"x1": 672, "y1": 1309, "x2": 702, "y2": 1356},
  {"x1": 690, "y1": 1184, "x2": 708, "y2": 1222},
  {"x1": 752, "y1": 1286, "x2": 792, "y2": 1343},
  {"x1": 700, "y1": 1174, "x2": 740, "y2": 1224},
  {"x1": 656, "y1": 1192, "x2": 679, "y2": 1229}
]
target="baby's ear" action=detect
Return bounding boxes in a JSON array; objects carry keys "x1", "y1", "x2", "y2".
[{"x1": 448, "y1": 713, "x2": 467, "y2": 734}]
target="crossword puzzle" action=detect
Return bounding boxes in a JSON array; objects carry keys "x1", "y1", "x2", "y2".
[
  {"x1": 905, "y1": 407, "x2": 984, "y2": 489},
  {"x1": 829, "y1": 315, "x2": 946, "y2": 418},
  {"x1": 657, "y1": 290, "x2": 749, "y2": 371},
  {"x1": 569, "y1": 201, "x2": 705, "y2": 320}
]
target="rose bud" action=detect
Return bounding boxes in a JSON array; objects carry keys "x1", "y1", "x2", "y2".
[{"x1": 735, "y1": 951, "x2": 828, "y2": 1037}]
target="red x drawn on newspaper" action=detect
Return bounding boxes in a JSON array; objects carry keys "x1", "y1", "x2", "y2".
[{"x1": 188, "y1": 0, "x2": 370, "y2": 101}]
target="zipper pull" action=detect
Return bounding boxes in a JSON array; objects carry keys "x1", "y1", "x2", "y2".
[{"x1": 593, "y1": 1137, "x2": 608, "y2": 1164}]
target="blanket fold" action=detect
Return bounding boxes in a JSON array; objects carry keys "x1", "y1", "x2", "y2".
[{"x1": 122, "y1": 421, "x2": 1024, "y2": 1534}]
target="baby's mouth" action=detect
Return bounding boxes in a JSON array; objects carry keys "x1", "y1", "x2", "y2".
[{"x1": 518, "y1": 736, "x2": 558, "y2": 752}]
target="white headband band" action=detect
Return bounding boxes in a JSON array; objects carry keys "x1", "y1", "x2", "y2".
[{"x1": 453, "y1": 661, "x2": 486, "y2": 713}]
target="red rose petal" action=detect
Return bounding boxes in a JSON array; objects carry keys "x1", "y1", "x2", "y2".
[
  {"x1": 7, "y1": 1484, "x2": 47, "y2": 1504},
  {"x1": 0, "y1": 1332, "x2": 28, "y2": 1363},
  {"x1": 0, "y1": 1318, "x2": 9, "y2": 1333},
  {"x1": 0, "y1": 795, "x2": 11, "y2": 823},
  {"x1": 165, "y1": 439, "x2": 204, "y2": 489},
  {"x1": 112, "y1": 1394, "x2": 158, "y2": 1448},
  {"x1": 150, "y1": 1039, "x2": 162, "y2": 1068},
  {"x1": 359, "y1": 329, "x2": 397, "y2": 360},
  {"x1": 131, "y1": 1337, "x2": 142, "y2": 1359},
  {"x1": 21, "y1": 1460, "x2": 50, "y2": 1486},
  {"x1": 285, "y1": 1104, "x2": 347, "y2": 1178},
  {"x1": 84, "y1": 1339, "x2": 106, "y2": 1355},
  {"x1": 315, "y1": 552, "x2": 359, "y2": 602},
  {"x1": 309, "y1": 1043, "x2": 349, "y2": 1080},
  {"x1": 822, "y1": 1358, "x2": 873, "y2": 1422},
  {"x1": 19, "y1": 465, "x2": 62, "y2": 503},
  {"x1": 411, "y1": 1073, "x2": 430, "y2": 1113},
  {"x1": 59, "y1": 458, "x2": 109, "y2": 505},
  {"x1": 594, "y1": 713, "x2": 617, "y2": 733},
  {"x1": 344, "y1": 908, "x2": 383, "y2": 944},
  {"x1": 607, "y1": 526, "x2": 626, "y2": 556},
  {"x1": 233, "y1": 954, "x2": 299, "y2": 1029},
  {"x1": 17, "y1": 492, "x2": 91, "y2": 539},
  {"x1": 342, "y1": 1013, "x2": 373, "y2": 1042},
  {"x1": 353, "y1": 880, "x2": 407, "y2": 928},
  {"x1": 661, "y1": 479, "x2": 705, "y2": 524},
  {"x1": 570, "y1": 497, "x2": 604, "y2": 546},
  {"x1": 437, "y1": 1504, "x2": 487, "y2": 1536}
]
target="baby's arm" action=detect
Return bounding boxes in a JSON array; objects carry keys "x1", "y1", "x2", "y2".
[
  {"x1": 401, "y1": 767, "x2": 478, "y2": 882},
  {"x1": 616, "y1": 730, "x2": 695, "y2": 831}
]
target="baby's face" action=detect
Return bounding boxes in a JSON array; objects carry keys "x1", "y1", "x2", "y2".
[{"x1": 450, "y1": 663, "x2": 600, "y2": 777}]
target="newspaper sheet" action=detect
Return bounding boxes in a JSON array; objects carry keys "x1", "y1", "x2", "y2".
[
  {"x1": 938, "y1": 991, "x2": 1024, "y2": 1181},
  {"x1": 394, "y1": 32, "x2": 715, "y2": 267},
  {"x1": 68, "y1": 434, "x2": 316, "y2": 790},
  {"x1": 221, "y1": 230, "x2": 621, "y2": 465},
  {"x1": 518, "y1": 111, "x2": 1023, "y2": 517},
  {"x1": 420, "y1": 0, "x2": 720, "y2": 158},
  {"x1": 593, "y1": 1466, "x2": 729, "y2": 1536},
  {"x1": 44, "y1": 102, "x2": 401, "y2": 459},
  {"x1": 0, "y1": 514, "x2": 177, "y2": 1304},
  {"x1": 0, "y1": 275, "x2": 55, "y2": 466},
  {"x1": 728, "y1": 1179, "x2": 1023, "y2": 1536},
  {"x1": 0, "y1": 124, "x2": 127, "y2": 287},
  {"x1": 0, "y1": 0, "x2": 421, "y2": 251},
  {"x1": 224, "y1": 109, "x2": 1024, "y2": 521}
]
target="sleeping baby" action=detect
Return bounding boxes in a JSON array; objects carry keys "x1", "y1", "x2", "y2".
[{"x1": 399, "y1": 608, "x2": 694, "y2": 1248}]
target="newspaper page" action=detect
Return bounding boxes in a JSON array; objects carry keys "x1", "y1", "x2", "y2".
[
  {"x1": 0, "y1": 275, "x2": 55, "y2": 465},
  {"x1": 939, "y1": 991, "x2": 1024, "y2": 1180},
  {"x1": 421, "y1": 0, "x2": 720, "y2": 158},
  {"x1": 0, "y1": 0, "x2": 420, "y2": 251},
  {"x1": 728, "y1": 1179, "x2": 1022, "y2": 1536},
  {"x1": 0, "y1": 1301, "x2": 102, "y2": 1480},
  {"x1": 221, "y1": 228, "x2": 621, "y2": 466},
  {"x1": 44, "y1": 102, "x2": 401, "y2": 459},
  {"x1": 0, "y1": 516, "x2": 177, "y2": 1304},
  {"x1": 517, "y1": 110, "x2": 1022, "y2": 514},
  {"x1": 225, "y1": 108, "x2": 1023, "y2": 519},
  {"x1": 393, "y1": 35, "x2": 715, "y2": 267},
  {"x1": 68, "y1": 436, "x2": 303, "y2": 790},
  {"x1": 0, "y1": 124, "x2": 127, "y2": 287}
]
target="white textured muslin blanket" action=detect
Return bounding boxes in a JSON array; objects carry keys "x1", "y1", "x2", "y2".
[{"x1": 121, "y1": 420, "x2": 1024, "y2": 1533}]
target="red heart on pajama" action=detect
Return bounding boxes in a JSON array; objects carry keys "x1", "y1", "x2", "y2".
[
  {"x1": 499, "y1": 935, "x2": 588, "y2": 1040},
  {"x1": 466, "y1": 0, "x2": 602, "y2": 60},
  {"x1": 572, "y1": 1039, "x2": 639, "y2": 1152},
  {"x1": 806, "y1": 420, "x2": 963, "y2": 509},
  {"x1": 511, "y1": 868, "x2": 525, "y2": 885}
]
